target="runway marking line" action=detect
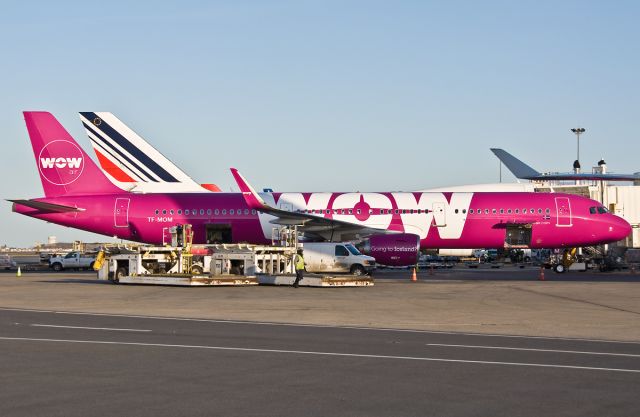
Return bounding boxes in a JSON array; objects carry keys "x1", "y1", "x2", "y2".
[
  {"x1": 30, "y1": 324, "x2": 151, "y2": 332},
  {"x1": 0, "y1": 336, "x2": 639, "y2": 374},
  {"x1": 427, "y1": 343, "x2": 640, "y2": 358},
  {"x1": 2, "y1": 307, "x2": 640, "y2": 346}
]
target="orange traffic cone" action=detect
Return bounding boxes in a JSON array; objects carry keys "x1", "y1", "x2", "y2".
[
  {"x1": 539, "y1": 266, "x2": 545, "y2": 281},
  {"x1": 411, "y1": 267, "x2": 417, "y2": 282}
]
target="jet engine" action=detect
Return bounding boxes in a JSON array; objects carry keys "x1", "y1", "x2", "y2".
[{"x1": 360, "y1": 233, "x2": 421, "y2": 266}]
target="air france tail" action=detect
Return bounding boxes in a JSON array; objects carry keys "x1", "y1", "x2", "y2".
[
  {"x1": 24, "y1": 111, "x2": 121, "y2": 197},
  {"x1": 79, "y1": 112, "x2": 218, "y2": 193}
]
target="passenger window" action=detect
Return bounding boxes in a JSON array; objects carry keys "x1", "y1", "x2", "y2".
[
  {"x1": 207, "y1": 209, "x2": 212, "y2": 215},
  {"x1": 515, "y1": 209, "x2": 519, "y2": 214},
  {"x1": 485, "y1": 209, "x2": 489, "y2": 214},
  {"x1": 245, "y1": 209, "x2": 249, "y2": 215},
  {"x1": 335, "y1": 245, "x2": 349, "y2": 256},
  {"x1": 455, "y1": 209, "x2": 459, "y2": 214},
  {"x1": 507, "y1": 209, "x2": 512, "y2": 214},
  {"x1": 356, "y1": 209, "x2": 361, "y2": 214},
  {"x1": 545, "y1": 208, "x2": 550, "y2": 214},
  {"x1": 252, "y1": 209, "x2": 256, "y2": 215},
  {"x1": 530, "y1": 208, "x2": 534, "y2": 214},
  {"x1": 230, "y1": 209, "x2": 235, "y2": 215},
  {"x1": 185, "y1": 209, "x2": 190, "y2": 215},
  {"x1": 155, "y1": 209, "x2": 159, "y2": 215},
  {"x1": 222, "y1": 209, "x2": 226, "y2": 215},
  {"x1": 395, "y1": 209, "x2": 399, "y2": 214},
  {"x1": 214, "y1": 209, "x2": 219, "y2": 215},
  {"x1": 200, "y1": 209, "x2": 205, "y2": 215},
  {"x1": 538, "y1": 209, "x2": 543, "y2": 214},
  {"x1": 499, "y1": 209, "x2": 504, "y2": 214},
  {"x1": 462, "y1": 209, "x2": 466, "y2": 214},
  {"x1": 469, "y1": 209, "x2": 474, "y2": 214},
  {"x1": 162, "y1": 210, "x2": 167, "y2": 215},
  {"x1": 492, "y1": 209, "x2": 497, "y2": 214},
  {"x1": 170, "y1": 209, "x2": 174, "y2": 215}
]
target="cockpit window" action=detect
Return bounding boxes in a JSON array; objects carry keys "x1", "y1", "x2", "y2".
[
  {"x1": 597, "y1": 206, "x2": 608, "y2": 214},
  {"x1": 589, "y1": 207, "x2": 597, "y2": 214}
]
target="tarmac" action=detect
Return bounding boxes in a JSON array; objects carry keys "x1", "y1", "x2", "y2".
[
  {"x1": 1, "y1": 267, "x2": 639, "y2": 341},
  {"x1": 1, "y1": 267, "x2": 639, "y2": 416}
]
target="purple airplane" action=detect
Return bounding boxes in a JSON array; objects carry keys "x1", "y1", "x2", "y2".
[{"x1": 10, "y1": 112, "x2": 631, "y2": 266}]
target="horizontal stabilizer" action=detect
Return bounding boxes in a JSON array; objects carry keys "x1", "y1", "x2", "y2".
[
  {"x1": 490, "y1": 148, "x2": 541, "y2": 179},
  {"x1": 8, "y1": 199, "x2": 84, "y2": 213}
]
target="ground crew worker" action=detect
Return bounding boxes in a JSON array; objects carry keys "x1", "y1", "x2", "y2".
[{"x1": 293, "y1": 249, "x2": 305, "y2": 288}]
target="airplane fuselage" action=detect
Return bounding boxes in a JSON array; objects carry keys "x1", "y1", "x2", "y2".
[{"x1": 13, "y1": 191, "x2": 631, "y2": 249}]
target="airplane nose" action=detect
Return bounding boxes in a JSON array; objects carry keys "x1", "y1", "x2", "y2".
[{"x1": 609, "y1": 216, "x2": 632, "y2": 242}]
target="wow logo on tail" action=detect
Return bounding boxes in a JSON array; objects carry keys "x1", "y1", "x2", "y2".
[{"x1": 38, "y1": 140, "x2": 85, "y2": 185}]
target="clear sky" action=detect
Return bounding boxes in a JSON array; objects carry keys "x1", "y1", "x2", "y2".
[{"x1": 1, "y1": 1, "x2": 638, "y2": 247}]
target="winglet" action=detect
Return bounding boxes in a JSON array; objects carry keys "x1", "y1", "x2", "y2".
[
  {"x1": 490, "y1": 148, "x2": 541, "y2": 179},
  {"x1": 230, "y1": 168, "x2": 267, "y2": 209}
]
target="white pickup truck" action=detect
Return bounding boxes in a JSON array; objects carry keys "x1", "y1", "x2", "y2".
[{"x1": 49, "y1": 252, "x2": 97, "y2": 271}]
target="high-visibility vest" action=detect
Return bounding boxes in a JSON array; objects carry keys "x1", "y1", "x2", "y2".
[{"x1": 295, "y1": 255, "x2": 305, "y2": 270}]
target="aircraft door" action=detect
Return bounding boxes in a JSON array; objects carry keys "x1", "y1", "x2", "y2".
[
  {"x1": 555, "y1": 197, "x2": 572, "y2": 227},
  {"x1": 114, "y1": 198, "x2": 130, "y2": 228},
  {"x1": 432, "y1": 202, "x2": 446, "y2": 227}
]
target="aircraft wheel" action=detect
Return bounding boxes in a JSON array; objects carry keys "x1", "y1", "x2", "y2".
[{"x1": 554, "y1": 264, "x2": 565, "y2": 273}]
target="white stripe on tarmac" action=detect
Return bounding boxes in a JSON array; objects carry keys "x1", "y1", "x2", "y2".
[
  {"x1": 30, "y1": 324, "x2": 151, "y2": 332},
  {"x1": 427, "y1": 343, "x2": 640, "y2": 358},
  {"x1": 2, "y1": 307, "x2": 639, "y2": 345},
  {"x1": 0, "y1": 336, "x2": 638, "y2": 373}
]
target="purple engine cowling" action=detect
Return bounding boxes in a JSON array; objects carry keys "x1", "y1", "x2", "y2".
[{"x1": 360, "y1": 233, "x2": 421, "y2": 266}]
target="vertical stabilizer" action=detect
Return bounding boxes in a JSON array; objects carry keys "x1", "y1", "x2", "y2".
[
  {"x1": 79, "y1": 112, "x2": 216, "y2": 193},
  {"x1": 24, "y1": 111, "x2": 121, "y2": 197},
  {"x1": 490, "y1": 148, "x2": 541, "y2": 179}
]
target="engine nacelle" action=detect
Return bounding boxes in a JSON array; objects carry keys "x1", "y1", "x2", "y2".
[{"x1": 360, "y1": 234, "x2": 421, "y2": 266}]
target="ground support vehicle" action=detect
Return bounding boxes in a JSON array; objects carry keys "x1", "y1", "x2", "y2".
[
  {"x1": 96, "y1": 243, "x2": 374, "y2": 287},
  {"x1": 301, "y1": 242, "x2": 376, "y2": 275},
  {"x1": 0, "y1": 255, "x2": 17, "y2": 270}
]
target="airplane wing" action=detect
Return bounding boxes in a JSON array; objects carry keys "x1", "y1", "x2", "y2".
[
  {"x1": 230, "y1": 168, "x2": 394, "y2": 238},
  {"x1": 8, "y1": 199, "x2": 84, "y2": 213}
]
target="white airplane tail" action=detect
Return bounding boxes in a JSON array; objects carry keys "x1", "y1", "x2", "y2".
[{"x1": 78, "y1": 112, "x2": 220, "y2": 193}]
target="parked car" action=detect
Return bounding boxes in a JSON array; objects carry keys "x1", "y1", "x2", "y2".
[{"x1": 49, "y1": 252, "x2": 97, "y2": 271}]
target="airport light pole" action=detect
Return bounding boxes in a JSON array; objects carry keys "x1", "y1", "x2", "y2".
[{"x1": 571, "y1": 127, "x2": 586, "y2": 163}]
